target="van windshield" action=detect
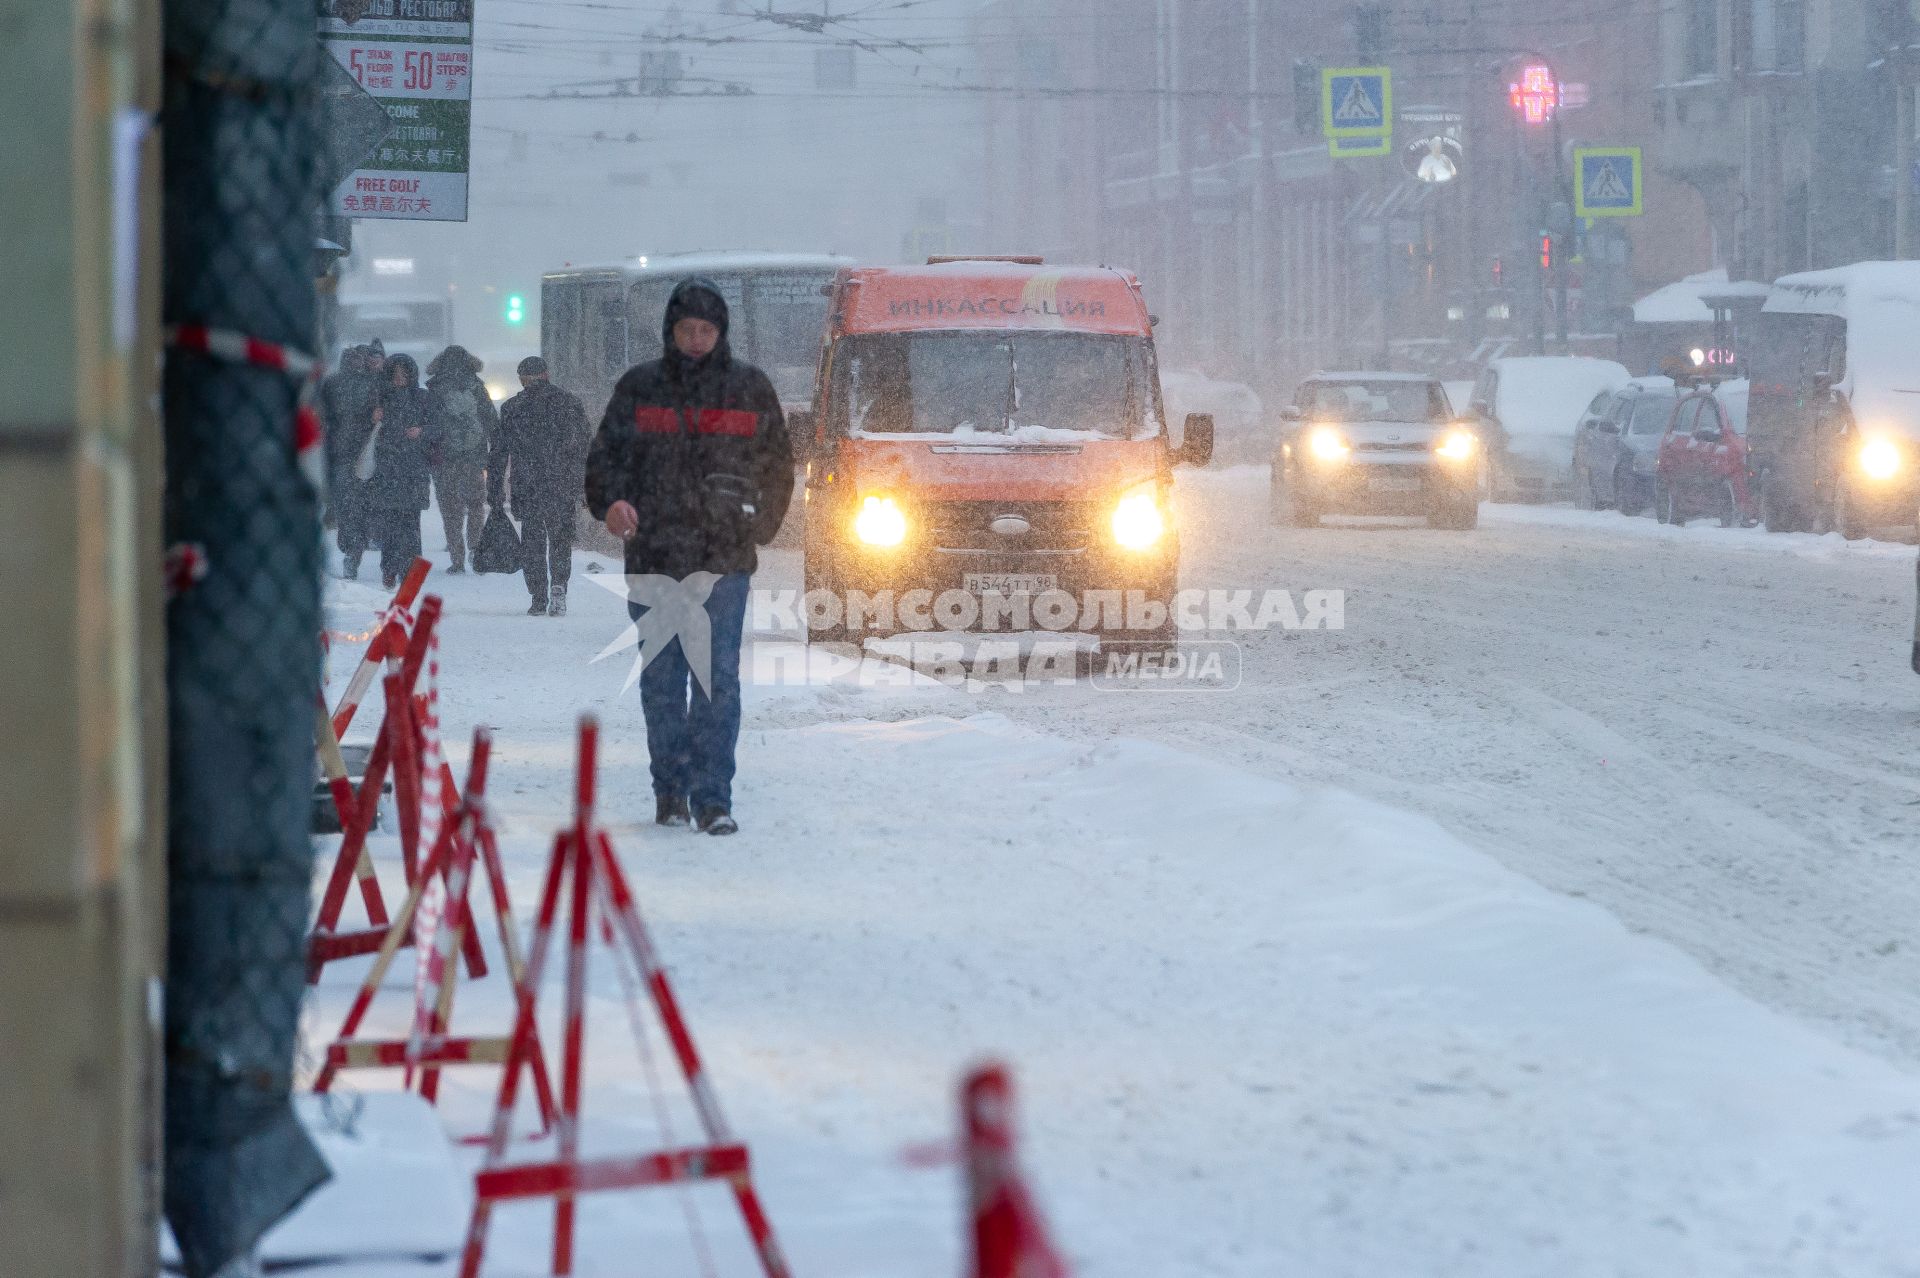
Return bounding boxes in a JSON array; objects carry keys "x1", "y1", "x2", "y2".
[
  {"x1": 830, "y1": 332, "x2": 1162, "y2": 440},
  {"x1": 1299, "y1": 379, "x2": 1450, "y2": 424}
]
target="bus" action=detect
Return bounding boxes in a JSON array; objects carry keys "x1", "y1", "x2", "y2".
[
  {"x1": 541, "y1": 252, "x2": 853, "y2": 420},
  {"x1": 329, "y1": 292, "x2": 453, "y2": 373}
]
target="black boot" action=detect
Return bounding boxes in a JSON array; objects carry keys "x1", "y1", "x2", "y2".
[
  {"x1": 655, "y1": 795, "x2": 690, "y2": 828},
  {"x1": 526, "y1": 594, "x2": 548, "y2": 616},
  {"x1": 549, "y1": 587, "x2": 567, "y2": 617},
  {"x1": 694, "y1": 805, "x2": 737, "y2": 836}
]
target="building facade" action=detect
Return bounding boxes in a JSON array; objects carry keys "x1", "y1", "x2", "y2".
[{"x1": 972, "y1": 1, "x2": 1720, "y2": 398}]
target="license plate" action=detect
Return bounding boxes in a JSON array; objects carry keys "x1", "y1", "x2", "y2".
[
  {"x1": 1368, "y1": 475, "x2": 1423, "y2": 493},
  {"x1": 965, "y1": 572, "x2": 1059, "y2": 595}
]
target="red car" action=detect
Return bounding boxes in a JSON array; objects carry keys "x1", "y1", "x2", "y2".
[{"x1": 1656, "y1": 384, "x2": 1754, "y2": 526}]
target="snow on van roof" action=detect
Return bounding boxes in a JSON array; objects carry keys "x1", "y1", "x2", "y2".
[
  {"x1": 545, "y1": 251, "x2": 853, "y2": 280},
  {"x1": 1763, "y1": 260, "x2": 1920, "y2": 315},
  {"x1": 1765, "y1": 262, "x2": 1920, "y2": 439}
]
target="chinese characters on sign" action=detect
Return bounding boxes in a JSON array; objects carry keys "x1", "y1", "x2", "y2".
[{"x1": 321, "y1": 0, "x2": 474, "y2": 222}]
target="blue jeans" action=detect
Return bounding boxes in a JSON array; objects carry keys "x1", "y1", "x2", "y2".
[{"x1": 629, "y1": 572, "x2": 749, "y2": 810}]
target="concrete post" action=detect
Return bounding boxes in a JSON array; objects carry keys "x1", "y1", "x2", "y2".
[{"x1": 0, "y1": 0, "x2": 164, "y2": 1272}]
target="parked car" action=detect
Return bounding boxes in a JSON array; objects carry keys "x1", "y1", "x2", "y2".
[
  {"x1": 1655, "y1": 380, "x2": 1754, "y2": 526},
  {"x1": 1269, "y1": 372, "x2": 1481, "y2": 529},
  {"x1": 1570, "y1": 377, "x2": 1677, "y2": 515},
  {"x1": 1467, "y1": 356, "x2": 1631, "y2": 502}
]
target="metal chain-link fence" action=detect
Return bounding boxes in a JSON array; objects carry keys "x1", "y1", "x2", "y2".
[{"x1": 161, "y1": 1, "x2": 330, "y2": 1273}]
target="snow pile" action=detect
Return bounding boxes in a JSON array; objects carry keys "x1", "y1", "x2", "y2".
[{"x1": 1160, "y1": 368, "x2": 1268, "y2": 465}]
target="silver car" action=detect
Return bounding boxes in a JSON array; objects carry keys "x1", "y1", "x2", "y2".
[
  {"x1": 1269, "y1": 373, "x2": 1483, "y2": 530},
  {"x1": 1569, "y1": 377, "x2": 1678, "y2": 515}
]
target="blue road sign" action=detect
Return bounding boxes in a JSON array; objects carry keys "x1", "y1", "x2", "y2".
[
  {"x1": 1323, "y1": 67, "x2": 1392, "y2": 139},
  {"x1": 1574, "y1": 147, "x2": 1643, "y2": 218}
]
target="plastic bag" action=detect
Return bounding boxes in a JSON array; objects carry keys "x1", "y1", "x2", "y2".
[{"x1": 472, "y1": 508, "x2": 523, "y2": 574}]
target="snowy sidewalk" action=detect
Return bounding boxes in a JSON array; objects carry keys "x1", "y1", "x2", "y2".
[{"x1": 306, "y1": 563, "x2": 1920, "y2": 1277}]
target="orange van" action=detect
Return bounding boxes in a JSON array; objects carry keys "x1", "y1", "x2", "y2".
[{"x1": 794, "y1": 258, "x2": 1213, "y2": 649}]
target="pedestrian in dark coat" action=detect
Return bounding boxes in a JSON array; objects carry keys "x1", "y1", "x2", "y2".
[
  {"x1": 491, "y1": 355, "x2": 591, "y2": 616},
  {"x1": 367, "y1": 353, "x2": 440, "y2": 590},
  {"x1": 320, "y1": 345, "x2": 382, "y2": 578},
  {"x1": 425, "y1": 345, "x2": 499, "y2": 574},
  {"x1": 584, "y1": 277, "x2": 794, "y2": 835}
]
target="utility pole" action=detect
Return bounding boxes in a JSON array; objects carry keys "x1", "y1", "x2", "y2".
[
  {"x1": 1248, "y1": 0, "x2": 1269, "y2": 370},
  {"x1": 1553, "y1": 103, "x2": 1569, "y2": 349},
  {"x1": 1465, "y1": 0, "x2": 1483, "y2": 347},
  {"x1": 1897, "y1": 17, "x2": 1913, "y2": 261}
]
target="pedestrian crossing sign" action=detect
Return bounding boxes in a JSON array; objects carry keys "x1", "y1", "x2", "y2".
[
  {"x1": 1323, "y1": 67, "x2": 1392, "y2": 139},
  {"x1": 1574, "y1": 147, "x2": 1644, "y2": 218}
]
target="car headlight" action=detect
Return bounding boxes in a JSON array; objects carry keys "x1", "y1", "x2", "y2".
[
  {"x1": 1111, "y1": 485, "x2": 1166, "y2": 550},
  {"x1": 1858, "y1": 437, "x2": 1903, "y2": 482},
  {"x1": 1307, "y1": 425, "x2": 1351, "y2": 462},
  {"x1": 1435, "y1": 428, "x2": 1478, "y2": 462},
  {"x1": 853, "y1": 494, "x2": 908, "y2": 547}
]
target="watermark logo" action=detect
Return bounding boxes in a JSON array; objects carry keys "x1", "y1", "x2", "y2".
[
  {"x1": 583, "y1": 576, "x2": 1343, "y2": 693},
  {"x1": 584, "y1": 571, "x2": 724, "y2": 693}
]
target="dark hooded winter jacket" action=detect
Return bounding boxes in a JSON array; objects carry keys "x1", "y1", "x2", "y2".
[
  {"x1": 583, "y1": 278, "x2": 795, "y2": 578},
  {"x1": 491, "y1": 380, "x2": 592, "y2": 518},
  {"x1": 320, "y1": 348, "x2": 380, "y2": 483},
  {"x1": 367, "y1": 356, "x2": 441, "y2": 512}
]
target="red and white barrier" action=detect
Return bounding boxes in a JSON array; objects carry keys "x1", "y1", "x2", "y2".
[
  {"x1": 313, "y1": 727, "x2": 557, "y2": 1128},
  {"x1": 331, "y1": 556, "x2": 431, "y2": 742},
  {"x1": 458, "y1": 717, "x2": 791, "y2": 1278},
  {"x1": 308, "y1": 595, "x2": 486, "y2": 985},
  {"x1": 965, "y1": 1063, "x2": 1070, "y2": 1278}
]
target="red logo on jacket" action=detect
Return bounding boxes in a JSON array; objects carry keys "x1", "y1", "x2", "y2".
[{"x1": 634, "y1": 406, "x2": 757, "y2": 437}]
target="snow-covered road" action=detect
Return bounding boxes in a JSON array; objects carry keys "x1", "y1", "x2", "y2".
[
  {"x1": 992, "y1": 467, "x2": 1920, "y2": 1069},
  {"x1": 301, "y1": 470, "x2": 1920, "y2": 1276}
]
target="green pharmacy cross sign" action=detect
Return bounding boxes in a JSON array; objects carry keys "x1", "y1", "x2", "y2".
[{"x1": 321, "y1": 0, "x2": 475, "y2": 223}]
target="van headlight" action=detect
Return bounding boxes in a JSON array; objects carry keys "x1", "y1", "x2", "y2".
[
  {"x1": 1307, "y1": 425, "x2": 1351, "y2": 462},
  {"x1": 1858, "y1": 437, "x2": 1903, "y2": 483},
  {"x1": 1435, "y1": 428, "x2": 1479, "y2": 462},
  {"x1": 1111, "y1": 484, "x2": 1166, "y2": 550},
  {"x1": 853, "y1": 494, "x2": 908, "y2": 547}
]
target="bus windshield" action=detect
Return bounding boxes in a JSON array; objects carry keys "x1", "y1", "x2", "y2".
[{"x1": 629, "y1": 271, "x2": 834, "y2": 400}]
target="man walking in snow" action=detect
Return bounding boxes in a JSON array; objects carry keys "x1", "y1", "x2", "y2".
[
  {"x1": 584, "y1": 278, "x2": 793, "y2": 835},
  {"x1": 491, "y1": 356, "x2": 591, "y2": 616},
  {"x1": 425, "y1": 345, "x2": 498, "y2": 573}
]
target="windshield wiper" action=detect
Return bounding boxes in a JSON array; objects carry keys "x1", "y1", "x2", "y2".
[{"x1": 1002, "y1": 341, "x2": 1018, "y2": 434}]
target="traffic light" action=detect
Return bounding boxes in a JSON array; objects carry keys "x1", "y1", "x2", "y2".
[{"x1": 504, "y1": 293, "x2": 526, "y2": 325}]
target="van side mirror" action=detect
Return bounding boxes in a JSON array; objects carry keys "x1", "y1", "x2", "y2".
[
  {"x1": 1179, "y1": 412, "x2": 1215, "y2": 467},
  {"x1": 787, "y1": 408, "x2": 815, "y2": 465}
]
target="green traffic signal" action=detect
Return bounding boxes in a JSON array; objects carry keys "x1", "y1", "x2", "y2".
[{"x1": 504, "y1": 293, "x2": 526, "y2": 325}]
